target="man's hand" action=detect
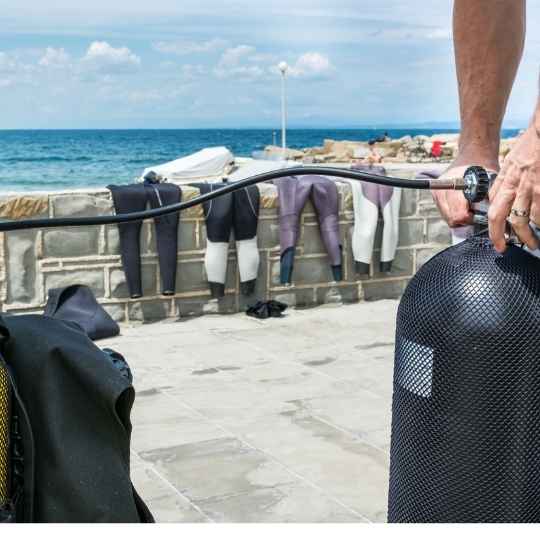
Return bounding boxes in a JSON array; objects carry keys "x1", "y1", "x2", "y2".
[
  {"x1": 432, "y1": 165, "x2": 475, "y2": 227},
  {"x1": 488, "y1": 116, "x2": 540, "y2": 252}
]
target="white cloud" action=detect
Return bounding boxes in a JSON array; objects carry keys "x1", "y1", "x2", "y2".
[
  {"x1": 214, "y1": 45, "x2": 264, "y2": 80},
  {"x1": 425, "y1": 27, "x2": 451, "y2": 40},
  {"x1": 153, "y1": 38, "x2": 227, "y2": 56},
  {"x1": 181, "y1": 63, "x2": 207, "y2": 80},
  {"x1": 39, "y1": 47, "x2": 71, "y2": 68},
  {"x1": 0, "y1": 52, "x2": 18, "y2": 74},
  {"x1": 218, "y1": 45, "x2": 255, "y2": 68},
  {"x1": 81, "y1": 41, "x2": 141, "y2": 74},
  {"x1": 285, "y1": 52, "x2": 334, "y2": 79}
]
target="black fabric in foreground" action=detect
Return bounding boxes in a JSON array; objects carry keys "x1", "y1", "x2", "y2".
[
  {"x1": 246, "y1": 300, "x2": 288, "y2": 320},
  {"x1": 44, "y1": 284, "x2": 120, "y2": 341},
  {"x1": 388, "y1": 235, "x2": 540, "y2": 523},
  {"x1": 0, "y1": 314, "x2": 153, "y2": 523}
]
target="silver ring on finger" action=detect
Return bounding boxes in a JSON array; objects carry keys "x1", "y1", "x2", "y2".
[{"x1": 510, "y1": 208, "x2": 531, "y2": 219}]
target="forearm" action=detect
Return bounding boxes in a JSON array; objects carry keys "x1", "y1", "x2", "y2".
[{"x1": 454, "y1": 0, "x2": 526, "y2": 163}]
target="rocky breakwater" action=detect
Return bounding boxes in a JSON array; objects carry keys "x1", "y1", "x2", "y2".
[{"x1": 262, "y1": 133, "x2": 519, "y2": 165}]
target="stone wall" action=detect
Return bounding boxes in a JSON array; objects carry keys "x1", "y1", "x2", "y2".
[{"x1": 0, "y1": 176, "x2": 451, "y2": 323}]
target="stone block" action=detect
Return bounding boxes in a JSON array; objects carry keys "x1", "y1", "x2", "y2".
[
  {"x1": 399, "y1": 189, "x2": 417, "y2": 217},
  {"x1": 103, "y1": 303, "x2": 126, "y2": 322},
  {"x1": 427, "y1": 218, "x2": 452, "y2": 245},
  {"x1": 270, "y1": 256, "x2": 334, "y2": 286},
  {"x1": 128, "y1": 300, "x2": 172, "y2": 322},
  {"x1": 181, "y1": 187, "x2": 205, "y2": 219},
  {"x1": 105, "y1": 225, "x2": 121, "y2": 255},
  {"x1": 43, "y1": 227, "x2": 100, "y2": 258},
  {"x1": 0, "y1": 195, "x2": 48, "y2": 219},
  {"x1": 142, "y1": 223, "x2": 156, "y2": 254},
  {"x1": 257, "y1": 219, "x2": 280, "y2": 250},
  {"x1": 179, "y1": 220, "x2": 198, "y2": 252},
  {"x1": 316, "y1": 284, "x2": 360, "y2": 305},
  {"x1": 44, "y1": 269, "x2": 105, "y2": 298},
  {"x1": 176, "y1": 296, "x2": 209, "y2": 318},
  {"x1": 176, "y1": 260, "x2": 207, "y2": 293},
  {"x1": 51, "y1": 193, "x2": 113, "y2": 217},
  {"x1": 397, "y1": 219, "x2": 425, "y2": 247},
  {"x1": 373, "y1": 248, "x2": 414, "y2": 278},
  {"x1": 419, "y1": 189, "x2": 435, "y2": 202},
  {"x1": 5, "y1": 229, "x2": 38, "y2": 304},
  {"x1": 417, "y1": 200, "x2": 441, "y2": 218},
  {"x1": 109, "y1": 265, "x2": 157, "y2": 298},
  {"x1": 271, "y1": 288, "x2": 316, "y2": 308},
  {"x1": 362, "y1": 279, "x2": 409, "y2": 301}
]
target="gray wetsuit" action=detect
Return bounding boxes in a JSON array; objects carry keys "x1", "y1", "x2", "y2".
[{"x1": 275, "y1": 175, "x2": 342, "y2": 285}]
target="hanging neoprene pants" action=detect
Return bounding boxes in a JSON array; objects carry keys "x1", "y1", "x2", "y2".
[
  {"x1": 192, "y1": 182, "x2": 260, "y2": 298},
  {"x1": 276, "y1": 175, "x2": 342, "y2": 285},
  {"x1": 347, "y1": 164, "x2": 401, "y2": 275},
  {"x1": 108, "y1": 183, "x2": 182, "y2": 298}
]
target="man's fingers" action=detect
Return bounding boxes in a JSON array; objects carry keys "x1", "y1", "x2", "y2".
[
  {"x1": 509, "y1": 184, "x2": 538, "y2": 250},
  {"x1": 508, "y1": 167, "x2": 538, "y2": 250},
  {"x1": 489, "y1": 161, "x2": 510, "y2": 201},
  {"x1": 488, "y1": 165, "x2": 521, "y2": 252}
]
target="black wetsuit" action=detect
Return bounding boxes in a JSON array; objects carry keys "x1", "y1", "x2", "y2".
[
  {"x1": 108, "y1": 183, "x2": 182, "y2": 298},
  {"x1": 191, "y1": 182, "x2": 260, "y2": 298}
]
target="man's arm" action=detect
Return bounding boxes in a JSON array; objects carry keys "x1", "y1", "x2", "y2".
[
  {"x1": 489, "y1": 91, "x2": 540, "y2": 252},
  {"x1": 432, "y1": 0, "x2": 526, "y2": 228}
]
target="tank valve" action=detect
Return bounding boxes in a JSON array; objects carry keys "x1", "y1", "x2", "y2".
[{"x1": 463, "y1": 166, "x2": 491, "y2": 204}]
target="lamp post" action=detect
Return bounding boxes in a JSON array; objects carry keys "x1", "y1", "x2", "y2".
[{"x1": 278, "y1": 61, "x2": 288, "y2": 159}]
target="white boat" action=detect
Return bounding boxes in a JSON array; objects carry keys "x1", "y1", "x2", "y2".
[{"x1": 140, "y1": 146, "x2": 294, "y2": 184}]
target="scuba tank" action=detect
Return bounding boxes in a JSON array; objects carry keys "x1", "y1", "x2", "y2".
[{"x1": 387, "y1": 167, "x2": 540, "y2": 522}]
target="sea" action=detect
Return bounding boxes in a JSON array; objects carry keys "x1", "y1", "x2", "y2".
[{"x1": 0, "y1": 128, "x2": 521, "y2": 192}]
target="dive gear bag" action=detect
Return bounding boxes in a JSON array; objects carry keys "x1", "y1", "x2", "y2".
[
  {"x1": 0, "y1": 313, "x2": 153, "y2": 523},
  {"x1": 44, "y1": 284, "x2": 120, "y2": 341}
]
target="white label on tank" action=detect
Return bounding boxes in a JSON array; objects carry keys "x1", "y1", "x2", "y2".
[{"x1": 395, "y1": 336, "x2": 433, "y2": 398}]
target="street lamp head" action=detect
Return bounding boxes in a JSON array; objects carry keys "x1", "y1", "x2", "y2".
[{"x1": 278, "y1": 61, "x2": 288, "y2": 75}]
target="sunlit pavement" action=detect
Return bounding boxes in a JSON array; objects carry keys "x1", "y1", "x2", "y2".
[{"x1": 101, "y1": 299, "x2": 398, "y2": 523}]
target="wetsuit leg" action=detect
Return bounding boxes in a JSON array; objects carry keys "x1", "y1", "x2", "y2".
[
  {"x1": 146, "y1": 183, "x2": 182, "y2": 295},
  {"x1": 107, "y1": 184, "x2": 148, "y2": 298},
  {"x1": 379, "y1": 186, "x2": 402, "y2": 272},
  {"x1": 233, "y1": 185, "x2": 260, "y2": 296},
  {"x1": 308, "y1": 175, "x2": 343, "y2": 281},
  {"x1": 192, "y1": 183, "x2": 233, "y2": 298},
  {"x1": 347, "y1": 180, "x2": 379, "y2": 275},
  {"x1": 275, "y1": 176, "x2": 311, "y2": 284}
]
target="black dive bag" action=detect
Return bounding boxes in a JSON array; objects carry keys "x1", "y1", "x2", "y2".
[
  {"x1": 388, "y1": 235, "x2": 540, "y2": 523},
  {"x1": 0, "y1": 313, "x2": 153, "y2": 523}
]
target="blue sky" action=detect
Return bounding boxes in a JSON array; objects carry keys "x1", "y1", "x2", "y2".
[{"x1": 0, "y1": 0, "x2": 538, "y2": 129}]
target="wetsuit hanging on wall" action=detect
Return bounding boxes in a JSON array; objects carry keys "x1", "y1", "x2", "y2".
[
  {"x1": 191, "y1": 182, "x2": 260, "y2": 298},
  {"x1": 108, "y1": 183, "x2": 182, "y2": 298},
  {"x1": 346, "y1": 164, "x2": 401, "y2": 275},
  {"x1": 275, "y1": 175, "x2": 342, "y2": 285}
]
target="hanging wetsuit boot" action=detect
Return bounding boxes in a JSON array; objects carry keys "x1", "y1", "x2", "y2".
[
  {"x1": 107, "y1": 184, "x2": 148, "y2": 299},
  {"x1": 145, "y1": 183, "x2": 182, "y2": 295}
]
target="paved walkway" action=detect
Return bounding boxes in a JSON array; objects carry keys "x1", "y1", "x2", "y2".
[{"x1": 101, "y1": 299, "x2": 398, "y2": 523}]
